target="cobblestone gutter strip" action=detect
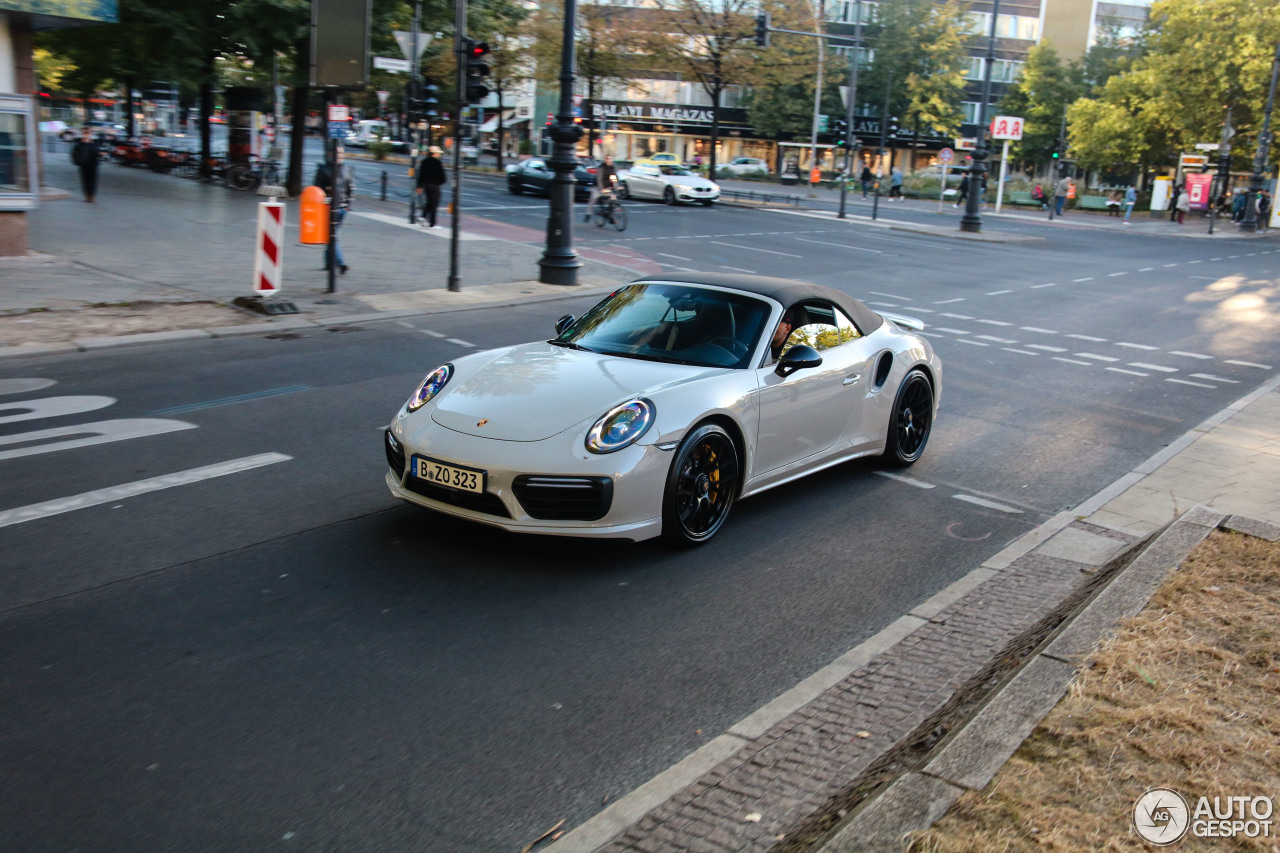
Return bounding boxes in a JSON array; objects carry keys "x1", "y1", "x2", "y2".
[
  {"x1": 566, "y1": 521, "x2": 1140, "y2": 853},
  {"x1": 813, "y1": 508, "x2": 1280, "y2": 852}
]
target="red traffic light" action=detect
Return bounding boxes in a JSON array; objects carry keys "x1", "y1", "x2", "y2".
[{"x1": 469, "y1": 42, "x2": 489, "y2": 57}]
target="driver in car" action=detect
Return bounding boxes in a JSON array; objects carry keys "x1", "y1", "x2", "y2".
[{"x1": 769, "y1": 311, "x2": 797, "y2": 362}]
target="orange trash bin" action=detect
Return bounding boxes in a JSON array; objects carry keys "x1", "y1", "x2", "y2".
[{"x1": 299, "y1": 185, "x2": 329, "y2": 245}]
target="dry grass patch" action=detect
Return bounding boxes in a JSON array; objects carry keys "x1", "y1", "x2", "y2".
[{"x1": 908, "y1": 530, "x2": 1280, "y2": 852}]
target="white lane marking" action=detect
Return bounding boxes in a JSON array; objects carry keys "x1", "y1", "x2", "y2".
[
  {"x1": 794, "y1": 237, "x2": 883, "y2": 254},
  {"x1": 1116, "y1": 342, "x2": 1158, "y2": 350},
  {"x1": 1030, "y1": 283, "x2": 1057, "y2": 288},
  {"x1": 0, "y1": 379, "x2": 57, "y2": 396},
  {"x1": 939, "y1": 312, "x2": 973, "y2": 319},
  {"x1": 1053, "y1": 357, "x2": 1093, "y2": 366},
  {"x1": 867, "y1": 301, "x2": 903, "y2": 309},
  {"x1": 1225, "y1": 359, "x2": 1272, "y2": 370},
  {"x1": 953, "y1": 494, "x2": 1023, "y2": 513},
  {"x1": 935, "y1": 328, "x2": 970, "y2": 335},
  {"x1": 657, "y1": 253, "x2": 692, "y2": 261},
  {"x1": 934, "y1": 298, "x2": 966, "y2": 304},
  {"x1": 710, "y1": 241, "x2": 802, "y2": 258},
  {"x1": 1129, "y1": 362, "x2": 1178, "y2": 373},
  {"x1": 958, "y1": 339, "x2": 989, "y2": 347},
  {"x1": 1107, "y1": 367, "x2": 1149, "y2": 376},
  {"x1": 1066, "y1": 334, "x2": 1107, "y2": 342},
  {"x1": 1139, "y1": 267, "x2": 1155, "y2": 271},
  {"x1": 874, "y1": 471, "x2": 936, "y2": 489},
  {"x1": 919, "y1": 332, "x2": 946, "y2": 339},
  {"x1": 1072, "y1": 277, "x2": 1094, "y2": 282},
  {"x1": 1076, "y1": 353, "x2": 1119, "y2": 362},
  {"x1": 1021, "y1": 327, "x2": 1057, "y2": 334},
  {"x1": 1167, "y1": 378, "x2": 1216, "y2": 389},
  {"x1": 986, "y1": 290, "x2": 1013, "y2": 295},
  {"x1": 0, "y1": 396, "x2": 115, "y2": 427},
  {"x1": 720, "y1": 265, "x2": 755, "y2": 273},
  {"x1": 974, "y1": 319, "x2": 1013, "y2": 327},
  {"x1": 1170, "y1": 351, "x2": 1213, "y2": 359},
  {"x1": 1108, "y1": 272, "x2": 1127, "y2": 277},
  {"x1": 1003, "y1": 348, "x2": 1039, "y2": 356},
  {"x1": 0, "y1": 419, "x2": 197, "y2": 462},
  {"x1": 396, "y1": 320, "x2": 416, "y2": 329},
  {"x1": 1227, "y1": 255, "x2": 1240, "y2": 259},
  {"x1": 899, "y1": 306, "x2": 935, "y2": 313},
  {"x1": 352, "y1": 211, "x2": 495, "y2": 240},
  {"x1": 422, "y1": 330, "x2": 446, "y2": 338},
  {"x1": 977, "y1": 335, "x2": 1018, "y2": 344},
  {"x1": 1189, "y1": 259, "x2": 1203, "y2": 264},
  {"x1": 1026, "y1": 344, "x2": 1067, "y2": 353},
  {"x1": 446, "y1": 338, "x2": 474, "y2": 347},
  {"x1": 1164, "y1": 263, "x2": 1179, "y2": 267},
  {"x1": 1190, "y1": 374, "x2": 1239, "y2": 383},
  {"x1": 1210, "y1": 258, "x2": 1223, "y2": 261},
  {"x1": 0, "y1": 453, "x2": 293, "y2": 529},
  {"x1": 871, "y1": 291, "x2": 908, "y2": 300}
]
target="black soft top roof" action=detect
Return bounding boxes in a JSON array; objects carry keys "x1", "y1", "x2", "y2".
[{"x1": 630, "y1": 272, "x2": 885, "y2": 335}]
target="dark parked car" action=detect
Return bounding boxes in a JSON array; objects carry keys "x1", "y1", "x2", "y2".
[{"x1": 506, "y1": 158, "x2": 595, "y2": 200}]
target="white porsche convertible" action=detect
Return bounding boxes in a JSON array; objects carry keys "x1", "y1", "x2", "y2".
[{"x1": 384, "y1": 274, "x2": 941, "y2": 545}]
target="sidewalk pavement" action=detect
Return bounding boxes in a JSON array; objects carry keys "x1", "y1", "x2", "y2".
[{"x1": 7, "y1": 152, "x2": 1280, "y2": 852}]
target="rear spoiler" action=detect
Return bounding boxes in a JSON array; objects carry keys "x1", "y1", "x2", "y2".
[{"x1": 878, "y1": 311, "x2": 925, "y2": 332}]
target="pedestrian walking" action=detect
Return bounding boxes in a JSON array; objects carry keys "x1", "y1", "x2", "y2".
[
  {"x1": 1232, "y1": 189, "x2": 1247, "y2": 223},
  {"x1": 889, "y1": 166, "x2": 904, "y2": 200},
  {"x1": 313, "y1": 146, "x2": 354, "y2": 274},
  {"x1": 1174, "y1": 187, "x2": 1190, "y2": 224},
  {"x1": 416, "y1": 145, "x2": 447, "y2": 228},
  {"x1": 860, "y1": 165, "x2": 873, "y2": 198},
  {"x1": 1053, "y1": 175, "x2": 1071, "y2": 216},
  {"x1": 1258, "y1": 190, "x2": 1272, "y2": 233},
  {"x1": 1123, "y1": 184, "x2": 1137, "y2": 223},
  {"x1": 954, "y1": 172, "x2": 968, "y2": 208},
  {"x1": 70, "y1": 126, "x2": 100, "y2": 203},
  {"x1": 1169, "y1": 182, "x2": 1183, "y2": 222}
]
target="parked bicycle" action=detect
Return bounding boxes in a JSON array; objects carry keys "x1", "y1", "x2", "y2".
[
  {"x1": 225, "y1": 155, "x2": 282, "y2": 192},
  {"x1": 591, "y1": 185, "x2": 627, "y2": 231}
]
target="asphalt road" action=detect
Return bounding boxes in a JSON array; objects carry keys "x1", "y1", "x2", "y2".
[{"x1": 3, "y1": 188, "x2": 1278, "y2": 850}]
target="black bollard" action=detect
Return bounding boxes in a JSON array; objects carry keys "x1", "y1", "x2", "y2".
[{"x1": 380, "y1": 170, "x2": 388, "y2": 201}]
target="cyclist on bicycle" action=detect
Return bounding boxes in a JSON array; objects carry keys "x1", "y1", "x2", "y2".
[{"x1": 585, "y1": 153, "x2": 617, "y2": 222}]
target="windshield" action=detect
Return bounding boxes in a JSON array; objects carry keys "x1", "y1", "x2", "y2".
[
  {"x1": 660, "y1": 165, "x2": 696, "y2": 177},
  {"x1": 553, "y1": 283, "x2": 771, "y2": 369}
]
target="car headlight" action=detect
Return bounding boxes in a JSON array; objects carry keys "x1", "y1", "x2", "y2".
[
  {"x1": 406, "y1": 364, "x2": 453, "y2": 412},
  {"x1": 586, "y1": 398, "x2": 655, "y2": 454}
]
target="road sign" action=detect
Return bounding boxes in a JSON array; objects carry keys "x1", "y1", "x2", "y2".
[
  {"x1": 955, "y1": 137, "x2": 977, "y2": 150},
  {"x1": 818, "y1": 114, "x2": 829, "y2": 133},
  {"x1": 373, "y1": 56, "x2": 410, "y2": 73},
  {"x1": 393, "y1": 31, "x2": 432, "y2": 63},
  {"x1": 253, "y1": 202, "x2": 285, "y2": 295},
  {"x1": 328, "y1": 104, "x2": 349, "y2": 123},
  {"x1": 1194, "y1": 143, "x2": 1220, "y2": 151},
  {"x1": 989, "y1": 115, "x2": 1024, "y2": 141},
  {"x1": 938, "y1": 147, "x2": 954, "y2": 164}
]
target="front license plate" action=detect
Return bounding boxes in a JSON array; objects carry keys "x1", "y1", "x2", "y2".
[{"x1": 414, "y1": 456, "x2": 486, "y2": 495}]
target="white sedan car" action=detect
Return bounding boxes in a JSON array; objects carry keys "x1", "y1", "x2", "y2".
[
  {"x1": 384, "y1": 274, "x2": 941, "y2": 545},
  {"x1": 719, "y1": 156, "x2": 771, "y2": 176},
  {"x1": 619, "y1": 163, "x2": 721, "y2": 206}
]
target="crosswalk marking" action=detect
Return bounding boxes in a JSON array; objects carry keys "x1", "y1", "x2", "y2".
[{"x1": 0, "y1": 419, "x2": 197, "y2": 462}]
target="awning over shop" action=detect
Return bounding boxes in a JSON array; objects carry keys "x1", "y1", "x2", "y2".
[{"x1": 478, "y1": 113, "x2": 529, "y2": 133}]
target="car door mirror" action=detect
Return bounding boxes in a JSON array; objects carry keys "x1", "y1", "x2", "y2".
[
  {"x1": 555, "y1": 314, "x2": 576, "y2": 335},
  {"x1": 775, "y1": 344, "x2": 822, "y2": 377}
]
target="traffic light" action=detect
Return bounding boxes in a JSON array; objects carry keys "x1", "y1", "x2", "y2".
[
  {"x1": 421, "y1": 83, "x2": 439, "y2": 118},
  {"x1": 463, "y1": 39, "x2": 491, "y2": 105},
  {"x1": 754, "y1": 13, "x2": 770, "y2": 48},
  {"x1": 885, "y1": 116, "x2": 899, "y2": 138},
  {"x1": 833, "y1": 118, "x2": 849, "y2": 146},
  {"x1": 405, "y1": 79, "x2": 423, "y2": 121},
  {"x1": 1051, "y1": 137, "x2": 1063, "y2": 159}
]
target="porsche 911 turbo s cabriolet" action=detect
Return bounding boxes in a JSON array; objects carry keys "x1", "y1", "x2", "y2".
[{"x1": 384, "y1": 273, "x2": 941, "y2": 545}]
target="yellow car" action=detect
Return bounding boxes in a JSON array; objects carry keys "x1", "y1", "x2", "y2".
[{"x1": 632, "y1": 152, "x2": 683, "y2": 168}]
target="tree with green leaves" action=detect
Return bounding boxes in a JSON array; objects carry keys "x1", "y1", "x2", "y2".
[
  {"x1": 741, "y1": 0, "x2": 832, "y2": 143},
  {"x1": 995, "y1": 43, "x2": 1086, "y2": 169},
  {"x1": 856, "y1": 0, "x2": 970, "y2": 147},
  {"x1": 647, "y1": 0, "x2": 761, "y2": 175},
  {"x1": 1066, "y1": 0, "x2": 1280, "y2": 175}
]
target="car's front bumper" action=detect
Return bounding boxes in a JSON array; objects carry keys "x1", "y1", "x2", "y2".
[
  {"x1": 384, "y1": 419, "x2": 669, "y2": 541},
  {"x1": 675, "y1": 185, "x2": 720, "y2": 203}
]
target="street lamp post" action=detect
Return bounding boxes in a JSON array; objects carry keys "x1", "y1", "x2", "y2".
[
  {"x1": 837, "y1": 0, "x2": 863, "y2": 220},
  {"x1": 538, "y1": 0, "x2": 583, "y2": 285},
  {"x1": 960, "y1": 0, "x2": 999, "y2": 233},
  {"x1": 1240, "y1": 40, "x2": 1280, "y2": 233}
]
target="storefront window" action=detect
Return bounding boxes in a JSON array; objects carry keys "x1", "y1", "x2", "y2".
[{"x1": 0, "y1": 96, "x2": 37, "y2": 209}]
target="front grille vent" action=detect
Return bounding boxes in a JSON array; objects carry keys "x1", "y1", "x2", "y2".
[
  {"x1": 385, "y1": 429, "x2": 406, "y2": 478},
  {"x1": 404, "y1": 478, "x2": 511, "y2": 518},
  {"x1": 512, "y1": 476, "x2": 613, "y2": 521}
]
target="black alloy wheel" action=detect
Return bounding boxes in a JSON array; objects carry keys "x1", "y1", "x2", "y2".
[
  {"x1": 882, "y1": 369, "x2": 933, "y2": 466},
  {"x1": 662, "y1": 423, "x2": 739, "y2": 546},
  {"x1": 664, "y1": 186, "x2": 677, "y2": 205}
]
